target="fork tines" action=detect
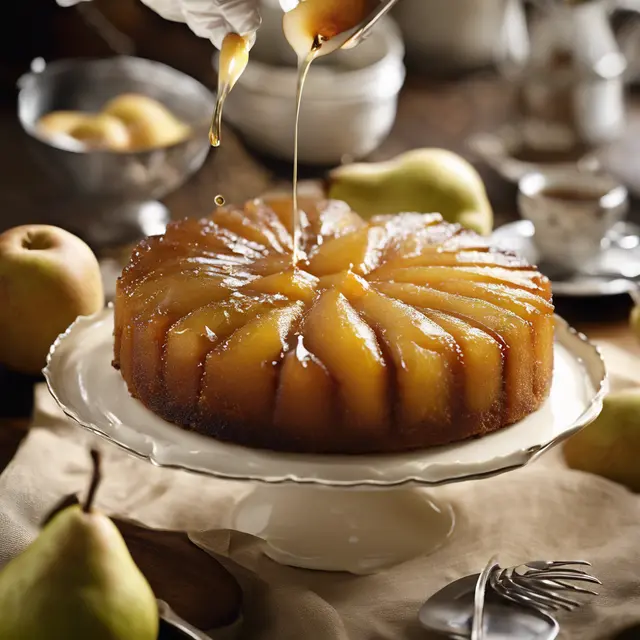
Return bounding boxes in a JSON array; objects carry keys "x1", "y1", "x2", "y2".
[{"x1": 490, "y1": 559, "x2": 600, "y2": 614}]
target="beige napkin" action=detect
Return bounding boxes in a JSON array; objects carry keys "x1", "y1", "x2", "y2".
[{"x1": 1, "y1": 329, "x2": 640, "y2": 640}]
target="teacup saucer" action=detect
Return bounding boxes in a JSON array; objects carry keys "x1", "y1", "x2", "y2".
[
  {"x1": 468, "y1": 124, "x2": 600, "y2": 183},
  {"x1": 491, "y1": 220, "x2": 640, "y2": 297}
]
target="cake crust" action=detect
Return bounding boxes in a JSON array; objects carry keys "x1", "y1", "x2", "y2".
[{"x1": 114, "y1": 197, "x2": 554, "y2": 454}]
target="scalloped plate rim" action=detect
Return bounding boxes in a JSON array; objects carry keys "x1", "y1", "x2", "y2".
[{"x1": 43, "y1": 306, "x2": 608, "y2": 489}]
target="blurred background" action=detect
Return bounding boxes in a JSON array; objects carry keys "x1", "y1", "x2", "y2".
[{"x1": 3, "y1": 0, "x2": 640, "y2": 312}]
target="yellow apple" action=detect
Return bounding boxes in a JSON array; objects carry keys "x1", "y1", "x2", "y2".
[
  {"x1": 68, "y1": 113, "x2": 131, "y2": 151},
  {"x1": 37, "y1": 111, "x2": 89, "y2": 138},
  {"x1": 0, "y1": 225, "x2": 104, "y2": 374},
  {"x1": 102, "y1": 93, "x2": 191, "y2": 151}
]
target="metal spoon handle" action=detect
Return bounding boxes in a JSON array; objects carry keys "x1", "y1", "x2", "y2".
[
  {"x1": 342, "y1": 0, "x2": 402, "y2": 48},
  {"x1": 472, "y1": 556, "x2": 500, "y2": 640},
  {"x1": 157, "y1": 600, "x2": 213, "y2": 640}
]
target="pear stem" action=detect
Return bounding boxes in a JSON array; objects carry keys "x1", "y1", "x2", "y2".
[{"x1": 84, "y1": 449, "x2": 102, "y2": 513}]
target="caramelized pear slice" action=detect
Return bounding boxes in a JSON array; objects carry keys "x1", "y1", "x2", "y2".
[
  {"x1": 199, "y1": 303, "x2": 304, "y2": 428},
  {"x1": 312, "y1": 199, "x2": 366, "y2": 239},
  {"x1": 377, "y1": 266, "x2": 545, "y2": 293},
  {"x1": 116, "y1": 273, "x2": 230, "y2": 386},
  {"x1": 306, "y1": 227, "x2": 386, "y2": 276},
  {"x1": 274, "y1": 343, "x2": 338, "y2": 446},
  {"x1": 422, "y1": 310, "x2": 504, "y2": 416},
  {"x1": 258, "y1": 195, "x2": 311, "y2": 236},
  {"x1": 242, "y1": 199, "x2": 293, "y2": 251},
  {"x1": 431, "y1": 279, "x2": 554, "y2": 396},
  {"x1": 377, "y1": 282, "x2": 534, "y2": 421},
  {"x1": 372, "y1": 214, "x2": 457, "y2": 258},
  {"x1": 164, "y1": 296, "x2": 280, "y2": 415},
  {"x1": 120, "y1": 236, "x2": 251, "y2": 291},
  {"x1": 121, "y1": 276, "x2": 232, "y2": 400},
  {"x1": 241, "y1": 269, "x2": 318, "y2": 304},
  {"x1": 372, "y1": 249, "x2": 529, "y2": 279},
  {"x1": 317, "y1": 270, "x2": 370, "y2": 300},
  {"x1": 213, "y1": 208, "x2": 287, "y2": 253},
  {"x1": 304, "y1": 290, "x2": 389, "y2": 433},
  {"x1": 352, "y1": 290, "x2": 459, "y2": 427}
]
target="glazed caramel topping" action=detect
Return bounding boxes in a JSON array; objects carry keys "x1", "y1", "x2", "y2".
[{"x1": 114, "y1": 197, "x2": 554, "y2": 453}]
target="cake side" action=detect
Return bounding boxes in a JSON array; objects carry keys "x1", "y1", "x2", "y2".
[{"x1": 113, "y1": 197, "x2": 554, "y2": 454}]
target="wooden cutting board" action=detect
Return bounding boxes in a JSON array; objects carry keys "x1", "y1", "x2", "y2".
[{"x1": 115, "y1": 519, "x2": 243, "y2": 632}]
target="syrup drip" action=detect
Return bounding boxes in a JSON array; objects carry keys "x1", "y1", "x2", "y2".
[
  {"x1": 214, "y1": 194, "x2": 226, "y2": 207},
  {"x1": 208, "y1": 1, "x2": 374, "y2": 264},
  {"x1": 210, "y1": 33, "x2": 250, "y2": 147},
  {"x1": 285, "y1": 0, "x2": 373, "y2": 266},
  {"x1": 291, "y1": 35, "x2": 323, "y2": 265}
]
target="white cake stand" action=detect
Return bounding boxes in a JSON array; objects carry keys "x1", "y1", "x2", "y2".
[{"x1": 44, "y1": 308, "x2": 607, "y2": 575}]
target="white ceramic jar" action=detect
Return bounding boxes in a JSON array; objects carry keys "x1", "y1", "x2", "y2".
[
  {"x1": 393, "y1": 0, "x2": 528, "y2": 73},
  {"x1": 213, "y1": 2, "x2": 406, "y2": 165}
]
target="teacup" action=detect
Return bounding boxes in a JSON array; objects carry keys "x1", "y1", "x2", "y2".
[{"x1": 517, "y1": 170, "x2": 628, "y2": 275}]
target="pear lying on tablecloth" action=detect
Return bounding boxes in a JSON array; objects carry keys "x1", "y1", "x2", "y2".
[
  {"x1": 0, "y1": 451, "x2": 158, "y2": 640},
  {"x1": 563, "y1": 390, "x2": 640, "y2": 493}
]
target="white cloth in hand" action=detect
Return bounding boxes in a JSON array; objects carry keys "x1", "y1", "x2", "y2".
[{"x1": 55, "y1": 0, "x2": 263, "y2": 50}]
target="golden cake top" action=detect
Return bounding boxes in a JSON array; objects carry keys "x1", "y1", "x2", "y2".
[{"x1": 120, "y1": 196, "x2": 546, "y2": 295}]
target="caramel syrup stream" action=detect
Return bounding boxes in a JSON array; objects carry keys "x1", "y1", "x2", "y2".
[
  {"x1": 210, "y1": 33, "x2": 250, "y2": 147},
  {"x1": 292, "y1": 37, "x2": 323, "y2": 265}
]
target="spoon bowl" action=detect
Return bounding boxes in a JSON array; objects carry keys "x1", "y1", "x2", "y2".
[
  {"x1": 279, "y1": 0, "x2": 402, "y2": 57},
  {"x1": 418, "y1": 573, "x2": 560, "y2": 640},
  {"x1": 319, "y1": 0, "x2": 403, "y2": 56}
]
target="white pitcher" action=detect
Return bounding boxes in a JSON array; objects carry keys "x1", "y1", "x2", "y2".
[
  {"x1": 516, "y1": 0, "x2": 640, "y2": 148},
  {"x1": 393, "y1": 0, "x2": 529, "y2": 72}
]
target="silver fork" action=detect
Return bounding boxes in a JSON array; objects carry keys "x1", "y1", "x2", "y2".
[
  {"x1": 418, "y1": 558, "x2": 596, "y2": 639},
  {"x1": 490, "y1": 561, "x2": 600, "y2": 614},
  {"x1": 472, "y1": 556, "x2": 500, "y2": 640}
]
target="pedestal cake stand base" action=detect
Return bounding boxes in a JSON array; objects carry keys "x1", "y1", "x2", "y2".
[{"x1": 229, "y1": 485, "x2": 454, "y2": 574}]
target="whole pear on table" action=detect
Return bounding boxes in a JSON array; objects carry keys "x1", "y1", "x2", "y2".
[
  {"x1": 0, "y1": 450, "x2": 158, "y2": 640},
  {"x1": 327, "y1": 148, "x2": 494, "y2": 235},
  {"x1": 0, "y1": 224, "x2": 104, "y2": 375},
  {"x1": 564, "y1": 389, "x2": 640, "y2": 492},
  {"x1": 631, "y1": 296, "x2": 640, "y2": 342}
]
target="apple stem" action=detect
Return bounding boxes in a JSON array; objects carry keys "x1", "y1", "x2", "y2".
[{"x1": 84, "y1": 449, "x2": 102, "y2": 513}]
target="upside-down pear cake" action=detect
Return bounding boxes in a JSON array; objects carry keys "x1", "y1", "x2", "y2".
[{"x1": 113, "y1": 197, "x2": 554, "y2": 454}]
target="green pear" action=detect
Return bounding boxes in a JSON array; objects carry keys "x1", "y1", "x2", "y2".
[
  {"x1": 563, "y1": 389, "x2": 640, "y2": 492},
  {"x1": 0, "y1": 451, "x2": 158, "y2": 640},
  {"x1": 630, "y1": 301, "x2": 640, "y2": 342},
  {"x1": 327, "y1": 148, "x2": 494, "y2": 235}
]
